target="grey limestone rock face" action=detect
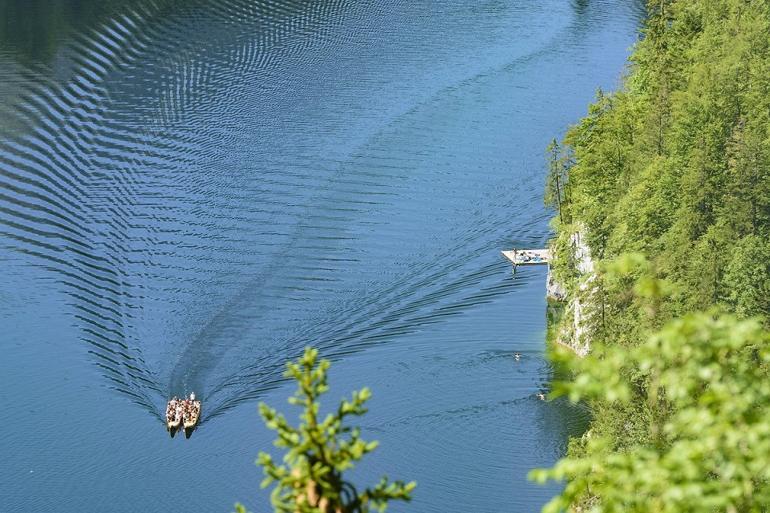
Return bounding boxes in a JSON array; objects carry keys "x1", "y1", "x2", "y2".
[
  {"x1": 550, "y1": 227, "x2": 594, "y2": 357},
  {"x1": 546, "y1": 266, "x2": 566, "y2": 301}
]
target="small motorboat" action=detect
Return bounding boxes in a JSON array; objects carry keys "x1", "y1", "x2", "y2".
[
  {"x1": 183, "y1": 393, "x2": 201, "y2": 432},
  {"x1": 166, "y1": 397, "x2": 182, "y2": 436}
]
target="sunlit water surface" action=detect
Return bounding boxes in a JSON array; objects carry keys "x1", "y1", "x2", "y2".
[{"x1": 0, "y1": 1, "x2": 642, "y2": 511}]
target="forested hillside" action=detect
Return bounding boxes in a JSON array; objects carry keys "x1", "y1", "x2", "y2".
[
  {"x1": 554, "y1": 0, "x2": 770, "y2": 321},
  {"x1": 537, "y1": 0, "x2": 770, "y2": 510}
]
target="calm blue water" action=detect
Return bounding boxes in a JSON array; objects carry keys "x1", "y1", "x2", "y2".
[{"x1": 0, "y1": 1, "x2": 642, "y2": 511}]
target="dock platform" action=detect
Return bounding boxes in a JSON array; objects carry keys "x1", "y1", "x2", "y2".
[{"x1": 501, "y1": 248, "x2": 550, "y2": 266}]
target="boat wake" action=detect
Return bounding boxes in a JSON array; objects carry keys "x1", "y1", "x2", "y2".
[{"x1": 0, "y1": 0, "x2": 640, "y2": 431}]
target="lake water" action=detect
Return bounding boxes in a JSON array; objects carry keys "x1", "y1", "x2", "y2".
[{"x1": 0, "y1": 1, "x2": 642, "y2": 511}]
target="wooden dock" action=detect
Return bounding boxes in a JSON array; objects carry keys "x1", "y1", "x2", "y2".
[{"x1": 501, "y1": 248, "x2": 550, "y2": 266}]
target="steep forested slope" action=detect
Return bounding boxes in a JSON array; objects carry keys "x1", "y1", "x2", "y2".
[
  {"x1": 554, "y1": 0, "x2": 770, "y2": 324},
  {"x1": 539, "y1": 1, "x2": 770, "y2": 510}
]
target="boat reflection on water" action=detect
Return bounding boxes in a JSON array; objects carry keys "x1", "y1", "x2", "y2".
[{"x1": 166, "y1": 394, "x2": 201, "y2": 439}]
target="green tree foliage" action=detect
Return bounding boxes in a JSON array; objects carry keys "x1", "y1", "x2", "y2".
[
  {"x1": 557, "y1": 0, "x2": 770, "y2": 311},
  {"x1": 722, "y1": 235, "x2": 770, "y2": 317},
  {"x1": 235, "y1": 348, "x2": 415, "y2": 513},
  {"x1": 545, "y1": 138, "x2": 571, "y2": 225},
  {"x1": 540, "y1": 0, "x2": 770, "y2": 509},
  {"x1": 533, "y1": 312, "x2": 770, "y2": 513}
]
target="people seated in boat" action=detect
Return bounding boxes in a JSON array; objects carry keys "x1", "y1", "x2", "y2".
[{"x1": 167, "y1": 397, "x2": 184, "y2": 427}]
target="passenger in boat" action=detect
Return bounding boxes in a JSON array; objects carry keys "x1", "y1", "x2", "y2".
[{"x1": 168, "y1": 397, "x2": 183, "y2": 425}]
